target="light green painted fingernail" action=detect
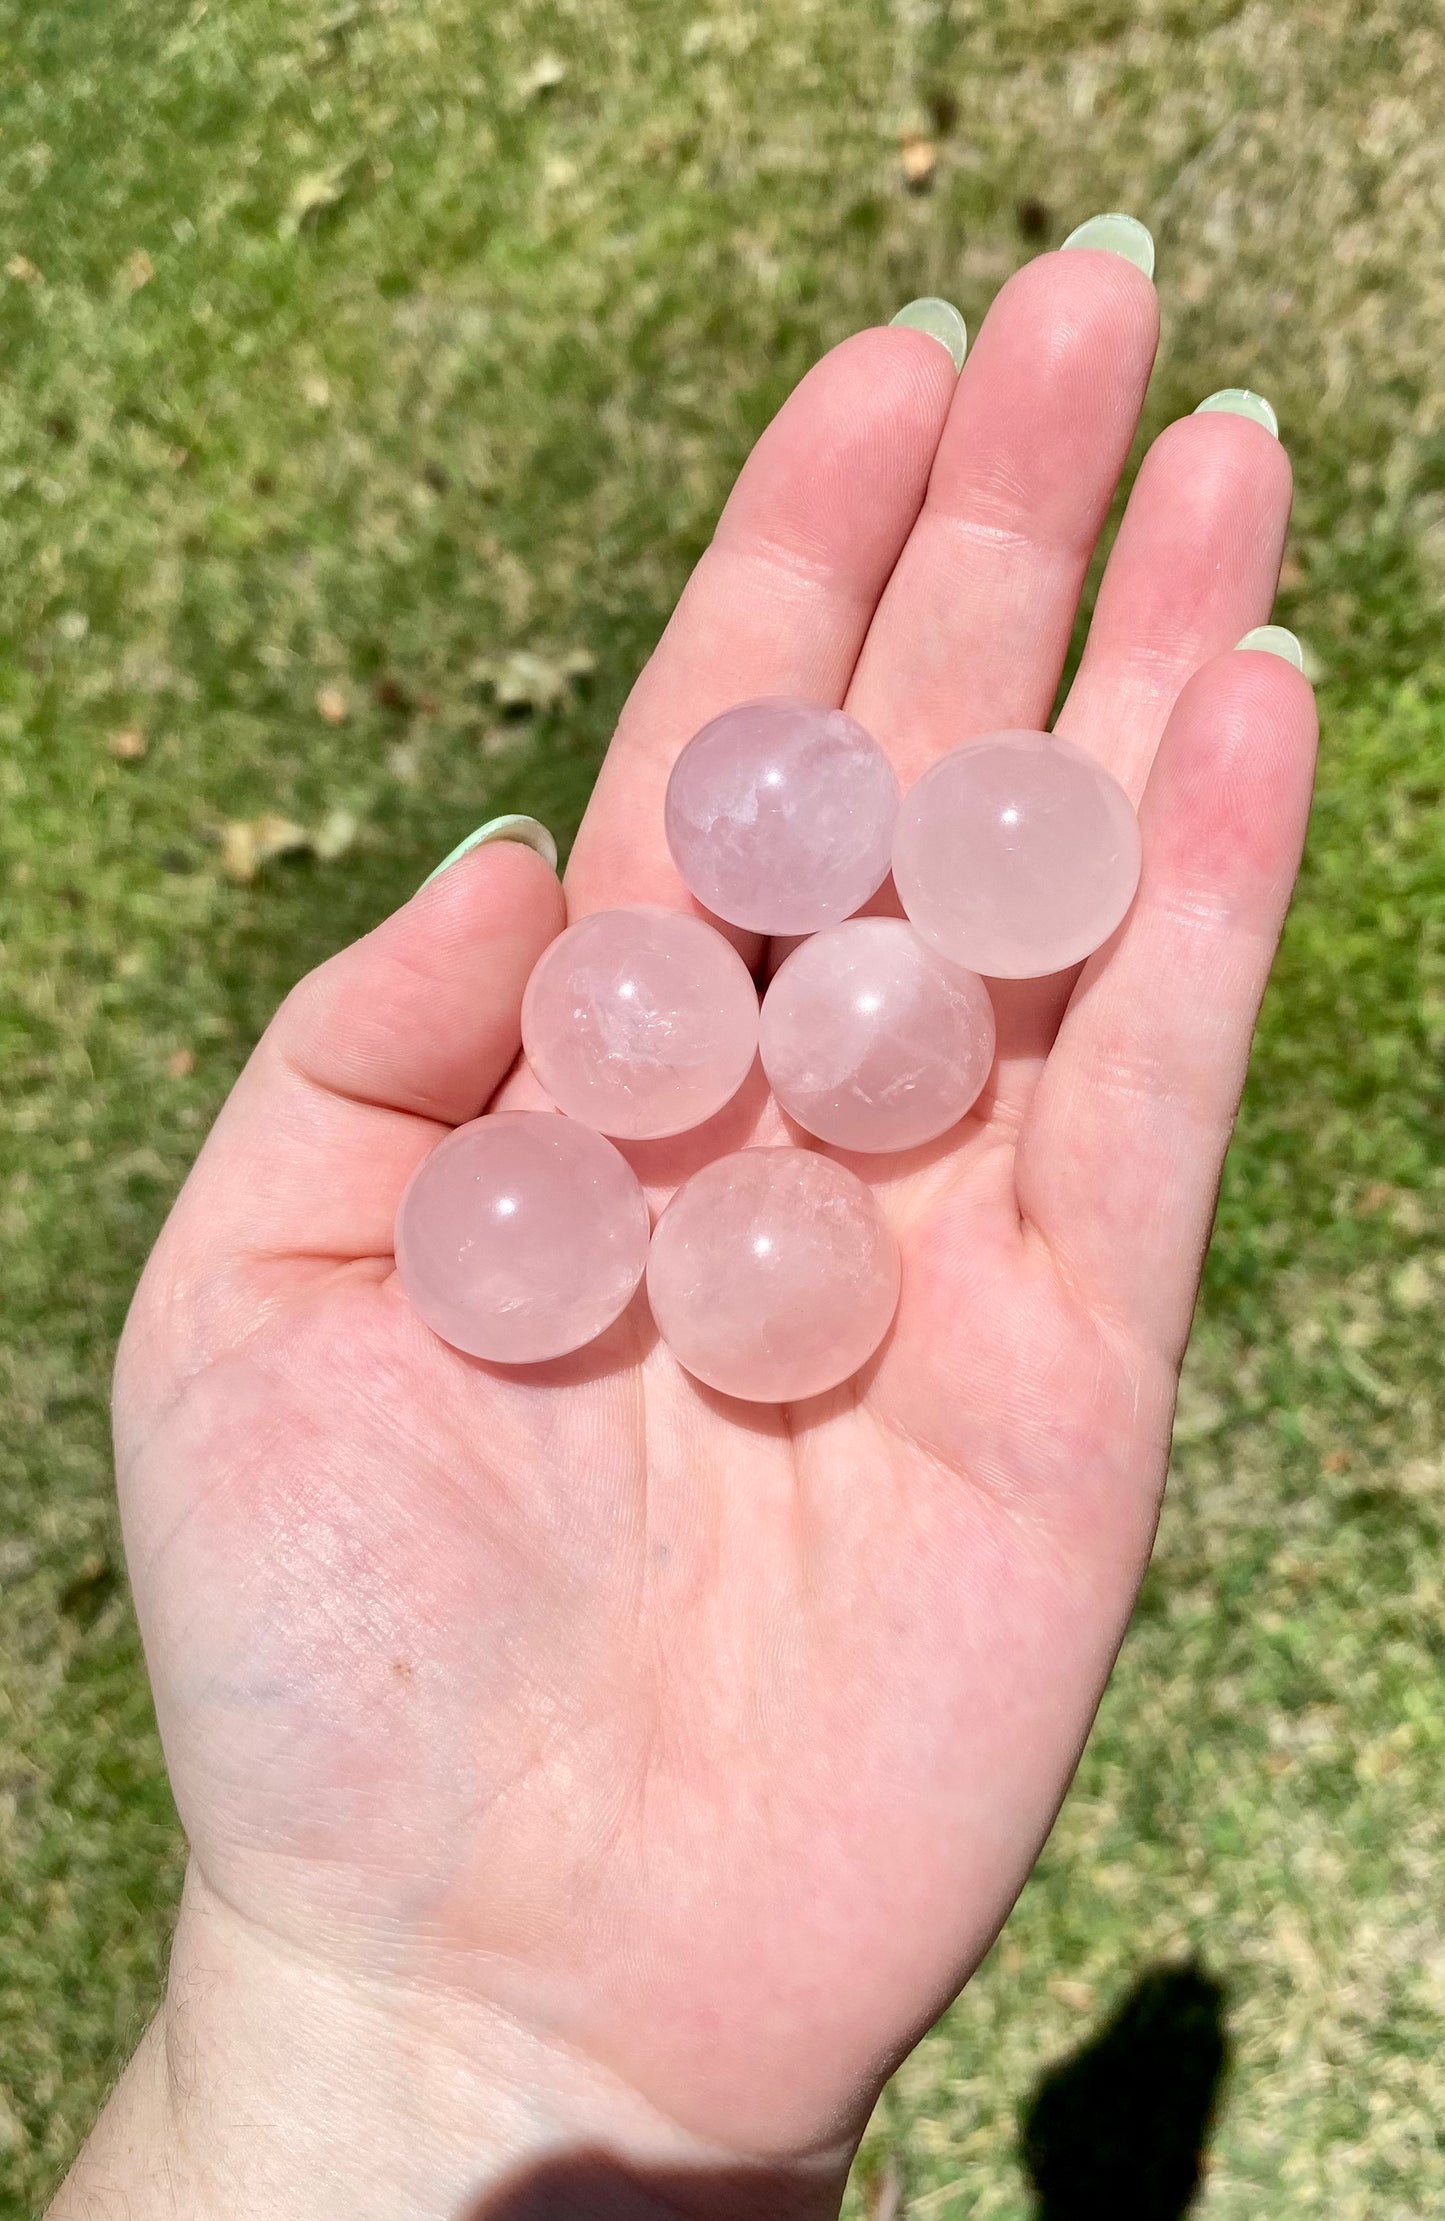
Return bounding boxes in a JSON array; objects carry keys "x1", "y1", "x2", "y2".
[
  {"x1": 1194, "y1": 388, "x2": 1279, "y2": 437},
  {"x1": 890, "y1": 297, "x2": 968, "y2": 372},
  {"x1": 1059, "y1": 212, "x2": 1155, "y2": 280},
  {"x1": 1236, "y1": 625, "x2": 1304, "y2": 669},
  {"x1": 422, "y1": 814, "x2": 558, "y2": 887}
]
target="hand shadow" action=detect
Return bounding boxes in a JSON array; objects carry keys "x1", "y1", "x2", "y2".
[
  {"x1": 1020, "y1": 1960, "x2": 1230, "y2": 2220},
  {"x1": 461, "y1": 2149, "x2": 838, "y2": 2221}
]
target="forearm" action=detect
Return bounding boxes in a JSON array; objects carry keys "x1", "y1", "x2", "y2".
[{"x1": 50, "y1": 1871, "x2": 846, "y2": 2221}]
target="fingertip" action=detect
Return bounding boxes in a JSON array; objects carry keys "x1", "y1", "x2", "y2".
[
  {"x1": 807, "y1": 319, "x2": 961, "y2": 438},
  {"x1": 889, "y1": 296, "x2": 969, "y2": 373},
  {"x1": 1238, "y1": 647, "x2": 1321, "y2": 776},
  {"x1": 792, "y1": 318, "x2": 958, "y2": 411},
  {"x1": 1146, "y1": 642, "x2": 1318, "y2": 886},
  {"x1": 995, "y1": 241, "x2": 1161, "y2": 358},
  {"x1": 1231, "y1": 643, "x2": 1320, "y2": 752},
  {"x1": 1195, "y1": 387, "x2": 1278, "y2": 438},
  {"x1": 1235, "y1": 624, "x2": 1304, "y2": 669},
  {"x1": 412, "y1": 829, "x2": 568, "y2": 949},
  {"x1": 422, "y1": 813, "x2": 558, "y2": 887},
  {"x1": 1190, "y1": 631, "x2": 1318, "y2": 728},
  {"x1": 1060, "y1": 212, "x2": 1156, "y2": 280},
  {"x1": 1143, "y1": 403, "x2": 1293, "y2": 494},
  {"x1": 1158, "y1": 401, "x2": 1294, "y2": 511},
  {"x1": 1165, "y1": 641, "x2": 1319, "y2": 787}
]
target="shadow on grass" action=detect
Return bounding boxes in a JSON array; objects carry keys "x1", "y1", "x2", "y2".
[{"x1": 1020, "y1": 1961, "x2": 1230, "y2": 2220}]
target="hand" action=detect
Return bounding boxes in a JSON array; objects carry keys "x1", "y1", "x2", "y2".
[{"x1": 62, "y1": 249, "x2": 1315, "y2": 2219}]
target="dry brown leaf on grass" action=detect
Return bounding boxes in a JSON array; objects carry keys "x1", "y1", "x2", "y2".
[
  {"x1": 312, "y1": 806, "x2": 361, "y2": 862},
  {"x1": 1390, "y1": 1257, "x2": 1433, "y2": 1310},
  {"x1": 316, "y1": 685, "x2": 348, "y2": 723},
  {"x1": 122, "y1": 249, "x2": 154, "y2": 292},
  {"x1": 373, "y1": 671, "x2": 438, "y2": 718},
  {"x1": 220, "y1": 807, "x2": 362, "y2": 882},
  {"x1": 5, "y1": 253, "x2": 41, "y2": 284},
  {"x1": 166, "y1": 1048, "x2": 196, "y2": 1079},
  {"x1": 108, "y1": 728, "x2": 147, "y2": 762},
  {"x1": 283, "y1": 165, "x2": 356, "y2": 236},
  {"x1": 220, "y1": 814, "x2": 311, "y2": 883},
  {"x1": 385, "y1": 739, "x2": 423, "y2": 784},
  {"x1": 473, "y1": 645, "x2": 595, "y2": 713},
  {"x1": 372, "y1": 672, "x2": 412, "y2": 712},
  {"x1": 514, "y1": 54, "x2": 567, "y2": 100},
  {"x1": 899, "y1": 133, "x2": 938, "y2": 190}
]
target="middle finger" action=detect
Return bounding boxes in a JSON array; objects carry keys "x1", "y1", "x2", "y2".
[{"x1": 844, "y1": 246, "x2": 1160, "y2": 776}]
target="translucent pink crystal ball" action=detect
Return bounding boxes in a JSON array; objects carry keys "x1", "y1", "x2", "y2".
[
  {"x1": 646, "y1": 1147, "x2": 900, "y2": 1402},
  {"x1": 664, "y1": 698, "x2": 900, "y2": 935},
  {"x1": 395, "y1": 1112, "x2": 649, "y2": 1362},
  {"x1": 760, "y1": 918, "x2": 996, "y2": 1152},
  {"x1": 522, "y1": 905, "x2": 759, "y2": 1139},
  {"x1": 892, "y1": 730, "x2": 1142, "y2": 979}
]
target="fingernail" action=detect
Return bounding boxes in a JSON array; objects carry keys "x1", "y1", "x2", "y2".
[
  {"x1": 423, "y1": 814, "x2": 558, "y2": 887},
  {"x1": 1236, "y1": 625, "x2": 1304, "y2": 670},
  {"x1": 890, "y1": 297, "x2": 968, "y2": 372},
  {"x1": 1194, "y1": 388, "x2": 1279, "y2": 438},
  {"x1": 1059, "y1": 212, "x2": 1155, "y2": 280}
]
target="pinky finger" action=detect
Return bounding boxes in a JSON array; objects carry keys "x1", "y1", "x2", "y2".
[{"x1": 1014, "y1": 646, "x2": 1318, "y2": 1366}]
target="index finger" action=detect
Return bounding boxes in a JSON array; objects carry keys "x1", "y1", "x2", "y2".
[{"x1": 562, "y1": 324, "x2": 960, "y2": 929}]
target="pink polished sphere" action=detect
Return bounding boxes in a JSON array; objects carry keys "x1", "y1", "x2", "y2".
[
  {"x1": 893, "y1": 730, "x2": 1142, "y2": 978},
  {"x1": 395, "y1": 1113, "x2": 649, "y2": 1362},
  {"x1": 646, "y1": 1147, "x2": 900, "y2": 1403},
  {"x1": 760, "y1": 918, "x2": 996, "y2": 1152},
  {"x1": 664, "y1": 698, "x2": 900, "y2": 934},
  {"x1": 521, "y1": 905, "x2": 759, "y2": 1139}
]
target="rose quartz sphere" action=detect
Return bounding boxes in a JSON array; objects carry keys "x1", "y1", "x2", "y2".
[
  {"x1": 395, "y1": 1112, "x2": 649, "y2": 1362},
  {"x1": 664, "y1": 698, "x2": 900, "y2": 935},
  {"x1": 760, "y1": 918, "x2": 996, "y2": 1152},
  {"x1": 521, "y1": 905, "x2": 759, "y2": 1139},
  {"x1": 646, "y1": 1147, "x2": 900, "y2": 1402},
  {"x1": 893, "y1": 730, "x2": 1142, "y2": 978}
]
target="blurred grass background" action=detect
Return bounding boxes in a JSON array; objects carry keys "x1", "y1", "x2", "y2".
[{"x1": 2, "y1": 0, "x2": 1443, "y2": 2211}]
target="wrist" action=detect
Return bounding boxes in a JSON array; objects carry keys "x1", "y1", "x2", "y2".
[{"x1": 53, "y1": 1867, "x2": 846, "y2": 2221}]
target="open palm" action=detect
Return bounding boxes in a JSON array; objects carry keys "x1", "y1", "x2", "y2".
[{"x1": 114, "y1": 250, "x2": 1314, "y2": 2179}]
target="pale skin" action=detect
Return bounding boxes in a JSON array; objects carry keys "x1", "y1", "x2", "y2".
[{"x1": 53, "y1": 248, "x2": 1316, "y2": 2219}]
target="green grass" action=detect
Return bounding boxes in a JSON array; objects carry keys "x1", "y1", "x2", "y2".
[{"x1": 2, "y1": 0, "x2": 1444, "y2": 2210}]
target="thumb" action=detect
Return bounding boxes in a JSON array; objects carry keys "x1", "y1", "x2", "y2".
[
  {"x1": 146, "y1": 830, "x2": 567, "y2": 1306},
  {"x1": 267, "y1": 824, "x2": 566, "y2": 1128}
]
